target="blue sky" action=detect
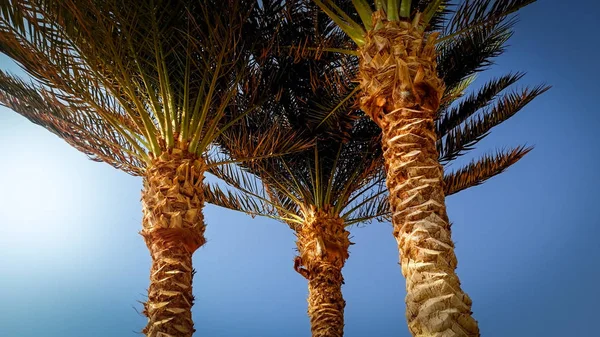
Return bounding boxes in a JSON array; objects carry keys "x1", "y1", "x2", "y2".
[{"x1": 1, "y1": 1, "x2": 599, "y2": 336}]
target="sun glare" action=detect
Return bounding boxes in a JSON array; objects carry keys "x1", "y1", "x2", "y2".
[{"x1": 0, "y1": 116, "x2": 89, "y2": 256}]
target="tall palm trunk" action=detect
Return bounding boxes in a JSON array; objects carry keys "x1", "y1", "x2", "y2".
[
  {"x1": 294, "y1": 208, "x2": 351, "y2": 337},
  {"x1": 140, "y1": 148, "x2": 207, "y2": 337},
  {"x1": 358, "y1": 16, "x2": 480, "y2": 337}
]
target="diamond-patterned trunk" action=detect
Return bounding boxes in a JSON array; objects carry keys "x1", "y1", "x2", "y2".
[
  {"x1": 140, "y1": 149, "x2": 207, "y2": 337},
  {"x1": 294, "y1": 207, "x2": 351, "y2": 337},
  {"x1": 358, "y1": 14, "x2": 480, "y2": 337}
]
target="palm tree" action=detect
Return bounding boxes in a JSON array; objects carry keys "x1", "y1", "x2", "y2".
[
  {"x1": 296, "y1": 0, "x2": 548, "y2": 335},
  {"x1": 0, "y1": 1, "x2": 309, "y2": 335},
  {"x1": 213, "y1": 126, "x2": 386, "y2": 337},
  {"x1": 302, "y1": 0, "x2": 547, "y2": 336},
  {"x1": 206, "y1": 4, "x2": 387, "y2": 336},
  {"x1": 206, "y1": 1, "x2": 547, "y2": 336}
]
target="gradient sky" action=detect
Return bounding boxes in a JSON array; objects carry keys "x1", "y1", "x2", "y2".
[{"x1": 1, "y1": 1, "x2": 599, "y2": 337}]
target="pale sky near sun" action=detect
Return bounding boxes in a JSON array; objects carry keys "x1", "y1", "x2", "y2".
[{"x1": 1, "y1": 1, "x2": 600, "y2": 337}]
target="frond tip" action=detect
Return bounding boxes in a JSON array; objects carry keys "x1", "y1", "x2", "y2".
[
  {"x1": 438, "y1": 84, "x2": 550, "y2": 163},
  {"x1": 444, "y1": 145, "x2": 532, "y2": 196}
]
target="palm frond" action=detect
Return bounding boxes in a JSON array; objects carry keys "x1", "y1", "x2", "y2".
[
  {"x1": 437, "y1": 72, "x2": 524, "y2": 136},
  {"x1": 441, "y1": 0, "x2": 536, "y2": 41},
  {"x1": 207, "y1": 162, "x2": 270, "y2": 205},
  {"x1": 439, "y1": 74, "x2": 476, "y2": 111},
  {"x1": 437, "y1": 16, "x2": 515, "y2": 93},
  {"x1": 0, "y1": 70, "x2": 145, "y2": 175},
  {"x1": 312, "y1": 0, "x2": 366, "y2": 45},
  {"x1": 438, "y1": 84, "x2": 549, "y2": 163},
  {"x1": 203, "y1": 180, "x2": 277, "y2": 218},
  {"x1": 342, "y1": 174, "x2": 388, "y2": 223},
  {"x1": 345, "y1": 192, "x2": 389, "y2": 225},
  {"x1": 421, "y1": 0, "x2": 454, "y2": 32},
  {"x1": 210, "y1": 120, "x2": 316, "y2": 168},
  {"x1": 444, "y1": 145, "x2": 531, "y2": 195}
]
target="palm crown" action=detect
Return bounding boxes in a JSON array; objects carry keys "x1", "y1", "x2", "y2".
[
  {"x1": 0, "y1": 0, "x2": 301, "y2": 173},
  {"x1": 209, "y1": 1, "x2": 386, "y2": 226}
]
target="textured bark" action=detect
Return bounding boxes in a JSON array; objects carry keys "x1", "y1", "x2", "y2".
[
  {"x1": 294, "y1": 207, "x2": 350, "y2": 337},
  {"x1": 140, "y1": 148, "x2": 207, "y2": 337},
  {"x1": 358, "y1": 13, "x2": 480, "y2": 337}
]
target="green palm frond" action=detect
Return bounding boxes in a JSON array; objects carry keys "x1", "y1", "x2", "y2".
[
  {"x1": 352, "y1": 0, "x2": 374, "y2": 29},
  {"x1": 209, "y1": 136, "x2": 386, "y2": 226},
  {"x1": 251, "y1": 4, "x2": 362, "y2": 139},
  {"x1": 3, "y1": 0, "x2": 160, "y2": 153},
  {"x1": 312, "y1": 85, "x2": 361, "y2": 134},
  {"x1": 444, "y1": 145, "x2": 532, "y2": 196},
  {"x1": 312, "y1": 0, "x2": 366, "y2": 45},
  {"x1": 438, "y1": 84, "x2": 550, "y2": 163},
  {"x1": 439, "y1": 74, "x2": 476, "y2": 110},
  {"x1": 435, "y1": 72, "x2": 546, "y2": 196},
  {"x1": 206, "y1": 157, "x2": 306, "y2": 225},
  {"x1": 420, "y1": 0, "x2": 454, "y2": 32},
  {"x1": 208, "y1": 163, "x2": 271, "y2": 204}
]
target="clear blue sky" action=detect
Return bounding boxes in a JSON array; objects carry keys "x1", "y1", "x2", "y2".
[{"x1": 1, "y1": 1, "x2": 599, "y2": 336}]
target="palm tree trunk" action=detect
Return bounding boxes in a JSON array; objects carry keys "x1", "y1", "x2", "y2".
[
  {"x1": 358, "y1": 17, "x2": 480, "y2": 337},
  {"x1": 294, "y1": 208, "x2": 351, "y2": 337},
  {"x1": 140, "y1": 149, "x2": 207, "y2": 337}
]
